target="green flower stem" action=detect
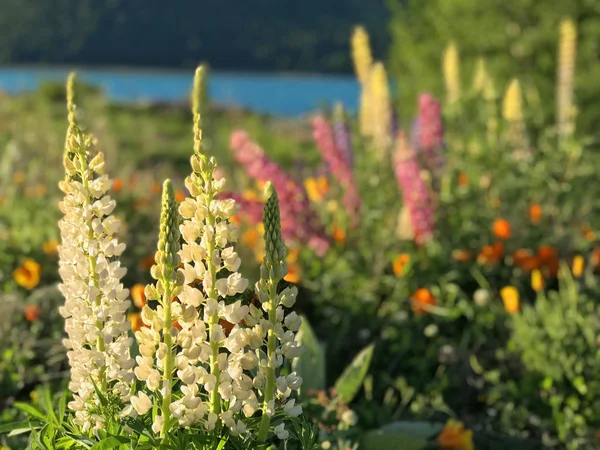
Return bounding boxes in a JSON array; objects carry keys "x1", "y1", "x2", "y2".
[
  {"x1": 161, "y1": 279, "x2": 174, "y2": 439},
  {"x1": 257, "y1": 281, "x2": 278, "y2": 441}
]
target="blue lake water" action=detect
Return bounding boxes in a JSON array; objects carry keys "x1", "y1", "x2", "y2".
[{"x1": 0, "y1": 67, "x2": 360, "y2": 116}]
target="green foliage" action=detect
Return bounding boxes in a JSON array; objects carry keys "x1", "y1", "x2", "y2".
[
  {"x1": 334, "y1": 344, "x2": 374, "y2": 404},
  {"x1": 386, "y1": 0, "x2": 600, "y2": 135}
]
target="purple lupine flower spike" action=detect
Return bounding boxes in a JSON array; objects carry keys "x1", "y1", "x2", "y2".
[
  {"x1": 312, "y1": 115, "x2": 361, "y2": 228},
  {"x1": 230, "y1": 130, "x2": 330, "y2": 256},
  {"x1": 333, "y1": 103, "x2": 354, "y2": 169},
  {"x1": 393, "y1": 130, "x2": 435, "y2": 245}
]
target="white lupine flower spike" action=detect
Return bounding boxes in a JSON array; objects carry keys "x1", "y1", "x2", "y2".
[
  {"x1": 256, "y1": 182, "x2": 303, "y2": 442},
  {"x1": 57, "y1": 72, "x2": 134, "y2": 432}
]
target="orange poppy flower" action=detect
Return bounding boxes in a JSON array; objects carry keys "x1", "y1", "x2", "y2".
[
  {"x1": 12, "y1": 171, "x2": 25, "y2": 185},
  {"x1": 392, "y1": 253, "x2": 411, "y2": 277},
  {"x1": 230, "y1": 215, "x2": 241, "y2": 225},
  {"x1": 13, "y1": 259, "x2": 41, "y2": 290},
  {"x1": 43, "y1": 239, "x2": 59, "y2": 257},
  {"x1": 287, "y1": 248, "x2": 299, "y2": 264},
  {"x1": 500, "y1": 286, "x2": 520, "y2": 314},
  {"x1": 511, "y1": 248, "x2": 539, "y2": 272},
  {"x1": 284, "y1": 263, "x2": 301, "y2": 284},
  {"x1": 139, "y1": 254, "x2": 156, "y2": 271},
  {"x1": 131, "y1": 284, "x2": 147, "y2": 309},
  {"x1": 591, "y1": 248, "x2": 600, "y2": 269},
  {"x1": 537, "y1": 245, "x2": 557, "y2": 263},
  {"x1": 242, "y1": 227, "x2": 260, "y2": 249},
  {"x1": 128, "y1": 312, "x2": 144, "y2": 332},
  {"x1": 410, "y1": 288, "x2": 436, "y2": 315},
  {"x1": 332, "y1": 226, "x2": 346, "y2": 243},
  {"x1": 151, "y1": 182, "x2": 162, "y2": 195},
  {"x1": 581, "y1": 225, "x2": 596, "y2": 242},
  {"x1": 113, "y1": 177, "x2": 124, "y2": 193},
  {"x1": 175, "y1": 190, "x2": 186, "y2": 203},
  {"x1": 452, "y1": 249, "x2": 472, "y2": 263},
  {"x1": 529, "y1": 204, "x2": 542, "y2": 224},
  {"x1": 304, "y1": 176, "x2": 329, "y2": 204},
  {"x1": 24, "y1": 304, "x2": 41, "y2": 322},
  {"x1": 458, "y1": 172, "x2": 469, "y2": 186},
  {"x1": 437, "y1": 419, "x2": 474, "y2": 450},
  {"x1": 477, "y1": 242, "x2": 504, "y2": 265},
  {"x1": 492, "y1": 218, "x2": 511, "y2": 240}
]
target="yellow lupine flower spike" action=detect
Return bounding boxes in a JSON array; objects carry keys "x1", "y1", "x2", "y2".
[
  {"x1": 443, "y1": 42, "x2": 461, "y2": 105},
  {"x1": 557, "y1": 17, "x2": 577, "y2": 140},
  {"x1": 369, "y1": 62, "x2": 392, "y2": 154},
  {"x1": 572, "y1": 255, "x2": 585, "y2": 277},
  {"x1": 351, "y1": 25, "x2": 373, "y2": 86},
  {"x1": 502, "y1": 79, "x2": 523, "y2": 122},
  {"x1": 531, "y1": 269, "x2": 544, "y2": 292}
]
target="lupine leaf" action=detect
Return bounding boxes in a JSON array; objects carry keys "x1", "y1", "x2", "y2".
[
  {"x1": 291, "y1": 316, "x2": 326, "y2": 397},
  {"x1": 334, "y1": 343, "x2": 374, "y2": 403}
]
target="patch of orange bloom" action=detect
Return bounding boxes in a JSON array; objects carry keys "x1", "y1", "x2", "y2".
[
  {"x1": 13, "y1": 259, "x2": 41, "y2": 290},
  {"x1": 500, "y1": 286, "x2": 520, "y2": 314},
  {"x1": 113, "y1": 177, "x2": 124, "y2": 193},
  {"x1": 392, "y1": 253, "x2": 411, "y2": 277},
  {"x1": 12, "y1": 171, "x2": 25, "y2": 185},
  {"x1": 537, "y1": 245, "x2": 559, "y2": 278},
  {"x1": 284, "y1": 263, "x2": 301, "y2": 284},
  {"x1": 139, "y1": 254, "x2": 156, "y2": 271},
  {"x1": 581, "y1": 225, "x2": 596, "y2": 242},
  {"x1": 175, "y1": 190, "x2": 186, "y2": 203},
  {"x1": 128, "y1": 312, "x2": 144, "y2": 332},
  {"x1": 452, "y1": 249, "x2": 472, "y2": 263},
  {"x1": 242, "y1": 227, "x2": 260, "y2": 249},
  {"x1": 457, "y1": 172, "x2": 469, "y2": 186},
  {"x1": 287, "y1": 248, "x2": 299, "y2": 264},
  {"x1": 492, "y1": 218, "x2": 511, "y2": 240},
  {"x1": 131, "y1": 284, "x2": 147, "y2": 309},
  {"x1": 529, "y1": 204, "x2": 542, "y2": 224},
  {"x1": 511, "y1": 248, "x2": 540, "y2": 272},
  {"x1": 43, "y1": 239, "x2": 59, "y2": 257},
  {"x1": 410, "y1": 288, "x2": 436, "y2": 315},
  {"x1": 332, "y1": 226, "x2": 346, "y2": 243},
  {"x1": 437, "y1": 419, "x2": 474, "y2": 450},
  {"x1": 151, "y1": 182, "x2": 162, "y2": 195},
  {"x1": 25, "y1": 304, "x2": 41, "y2": 322},
  {"x1": 477, "y1": 242, "x2": 504, "y2": 265}
]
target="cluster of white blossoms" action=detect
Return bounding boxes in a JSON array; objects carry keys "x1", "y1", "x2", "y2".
[
  {"x1": 57, "y1": 73, "x2": 134, "y2": 432},
  {"x1": 131, "y1": 67, "x2": 304, "y2": 442}
]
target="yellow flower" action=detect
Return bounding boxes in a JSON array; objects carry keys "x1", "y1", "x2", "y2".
[
  {"x1": 304, "y1": 176, "x2": 329, "y2": 204},
  {"x1": 572, "y1": 255, "x2": 585, "y2": 277},
  {"x1": 241, "y1": 189, "x2": 259, "y2": 202},
  {"x1": 437, "y1": 419, "x2": 474, "y2": 450},
  {"x1": 500, "y1": 286, "x2": 520, "y2": 314},
  {"x1": 359, "y1": 70, "x2": 374, "y2": 137},
  {"x1": 369, "y1": 62, "x2": 392, "y2": 153},
  {"x1": 13, "y1": 258, "x2": 41, "y2": 290},
  {"x1": 443, "y1": 42, "x2": 461, "y2": 105},
  {"x1": 531, "y1": 269, "x2": 544, "y2": 292},
  {"x1": 502, "y1": 79, "x2": 523, "y2": 122},
  {"x1": 351, "y1": 25, "x2": 373, "y2": 86}
]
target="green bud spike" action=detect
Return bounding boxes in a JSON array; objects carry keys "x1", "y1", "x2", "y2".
[
  {"x1": 262, "y1": 182, "x2": 286, "y2": 278},
  {"x1": 157, "y1": 179, "x2": 181, "y2": 268},
  {"x1": 191, "y1": 65, "x2": 205, "y2": 155}
]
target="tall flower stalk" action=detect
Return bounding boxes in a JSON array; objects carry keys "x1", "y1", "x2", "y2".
[
  {"x1": 393, "y1": 131, "x2": 435, "y2": 245},
  {"x1": 312, "y1": 115, "x2": 361, "y2": 227},
  {"x1": 231, "y1": 131, "x2": 329, "y2": 256},
  {"x1": 557, "y1": 17, "x2": 577, "y2": 144},
  {"x1": 58, "y1": 73, "x2": 133, "y2": 432},
  {"x1": 256, "y1": 183, "x2": 303, "y2": 441},
  {"x1": 443, "y1": 42, "x2": 461, "y2": 106},
  {"x1": 412, "y1": 93, "x2": 444, "y2": 175}
]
